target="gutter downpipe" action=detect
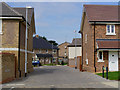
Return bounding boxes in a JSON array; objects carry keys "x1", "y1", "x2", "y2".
[
  {"x1": 94, "y1": 22, "x2": 96, "y2": 72},
  {"x1": 25, "y1": 6, "x2": 32, "y2": 77},
  {"x1": 25, "y1": 7, "x2": 28, "y2": 77},
  {"x1": 79, "y1": 31, "x2": 83, "y2": 71},
  {"x1": 18, "y1": 21, "x2": 21, "y2": 78},
  {"x1": 81, "y1": 32, "x2": 83, "y2": 71}
]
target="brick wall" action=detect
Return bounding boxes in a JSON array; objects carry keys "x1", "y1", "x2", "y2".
[
  {"x1": 58, "y1": 42, "x2": 69, "y2": 58},
  {"x1": 2, "y1": 20, "x2": 19, "y2": 48},
  {"x1": 82, "y1": 14, "x2": 95, "y2": 72},
  {"x1": 2, "y1": 19, "x2": 34, "y2": 78},
  {"x1": 0, "y1": 53, "x2": 16, "y2": 84},
  {"x1": 82, "y1": 13, "x2": 120, "y2": 72}
]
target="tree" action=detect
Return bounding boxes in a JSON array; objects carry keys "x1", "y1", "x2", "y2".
[
  {"x1": 48, "y1": 40, "x2": 58, "y2": 46},
  {"x1": 41, "y1": 36, "x2": 47, "y2": 41}
]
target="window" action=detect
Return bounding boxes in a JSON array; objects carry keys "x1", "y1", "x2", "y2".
[
  {"x1": 64, "y1": 52, "x2": 66, "y2": 56},
  {"x1": 106, "y1": 25, "x2": 115, "y2": 35},
  {"x1": 85, "y1": 34, "x2": 87, "y2": 43},
  {"x1": 64, "y1": 46, "x2": 67, "y2": 49},
  {"x1": 53, "y1": 49, "x2": 56, "y2": 54},
  {"x1": 39, "y1": 50, "x2": 41, "y2": 53},
  {"x1": 0, "y1": 20, "x2": 2, "y2": 34},
  {"x1": 98, "y1": 51, "x2": 104, "y2": 62},
  {"x1": 46, "y1": 50, "x2": 48, "y2": 53},
  {"x1": 86, "y1": 53, "x2": 88, "y2": 65},
  {"x1": 99, "y1": 51, "x2": 103, "y2": 60}
]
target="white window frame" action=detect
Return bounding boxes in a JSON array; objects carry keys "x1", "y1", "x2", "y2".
[
  {"x1": 64, "y1": 46, "x2": 67, "y2": 49},
  {"x1": 64, "y1": 52, "x2": 66, "y2": 56},
  {"x1": 86, "y1": 53, "x2": 88, "y2": 65},
  {"x1": 106, "y1": 25, "x2": 116, "y2": 35},
  {"x1": 0, "y1": 19, "x2": 2, "y2": 34},
  {"x1": 97, "y1": 51, "x2": 104, "y2": 62}
]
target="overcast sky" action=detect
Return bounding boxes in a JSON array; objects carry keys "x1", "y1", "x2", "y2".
[{"x1": 7, "y1": 2, "x2": 118, "y2": 44}]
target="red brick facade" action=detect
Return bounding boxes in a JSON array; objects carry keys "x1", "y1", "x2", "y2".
[{"x1": 81, "y1": 14, "x2": 120, "y2": 72}]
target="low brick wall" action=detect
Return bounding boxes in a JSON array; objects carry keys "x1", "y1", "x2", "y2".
[
  {"x1": 0, "y1": 53, "x2": 16, "y2": 84},
  {"x1": 68, "y1": 59, "x2": 75, "y2": 68}
]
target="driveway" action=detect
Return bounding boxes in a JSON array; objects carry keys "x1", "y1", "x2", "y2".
[{"x1": 2, "y1": 66, "x2": 119, "y2": 89}]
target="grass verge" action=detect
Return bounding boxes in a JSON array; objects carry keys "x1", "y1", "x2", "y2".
[{"x1": 96, "y1": 71, "x2": 120, "y2": 80}]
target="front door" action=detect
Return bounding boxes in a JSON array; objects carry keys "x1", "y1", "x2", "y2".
[{"x1": 109, "y1": 51, "x2": 118, "y2": 71}]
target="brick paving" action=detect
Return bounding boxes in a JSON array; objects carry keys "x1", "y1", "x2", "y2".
[{"x1": 2, "y1": 66, "x2": 119, "y2": 89}]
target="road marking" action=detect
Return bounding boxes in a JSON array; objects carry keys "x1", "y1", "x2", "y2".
[
  {"x1": 9, "y1": 87, "x2": 15, "y2": 90},
  {"x1": 6, "y1": 84, "x2": 25, "y2": 86}
]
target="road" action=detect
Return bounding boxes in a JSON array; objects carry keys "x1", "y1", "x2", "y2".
[{"x1": 2, "y1": 66, "x2": 119, "y2": 89}]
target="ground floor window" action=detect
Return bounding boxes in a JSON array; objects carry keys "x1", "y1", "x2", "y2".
[{"x1": 98, "y1": 51, "x2": 104, "y2": 62}]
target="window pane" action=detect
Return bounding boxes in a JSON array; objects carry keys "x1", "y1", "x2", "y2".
[
  {"x1": 107, "y1": 25, "x2": 110, "y2": 33},
  {"x1": 99, "y1": 51, "x2": 102, "y2": 59},
  {"x1": 111, "y1": 25, "x2": 114, "y2": 33}
]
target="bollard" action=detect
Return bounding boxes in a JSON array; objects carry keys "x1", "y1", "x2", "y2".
[
  {"x1": 106, "y1": 67, "x2": 108, "y2": 79},
  {"x1": 102, "y1": 66, "x2": 104, "y2": 78}
]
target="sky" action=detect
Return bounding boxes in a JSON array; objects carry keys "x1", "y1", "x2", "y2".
[{"x1": 7, "y1": 1, "x2": 118, "y2": 44}]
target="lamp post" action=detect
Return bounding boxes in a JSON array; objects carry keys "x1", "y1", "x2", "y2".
[
  {"x1": 52, "y1": 43, "x2": 53, "y2": 65},
  {"x1": 74, "y1": 30, "x2": 77, "y2": 69},
  {"x1": 25, "y1": 6, "x2": 32, "y2": 77}
]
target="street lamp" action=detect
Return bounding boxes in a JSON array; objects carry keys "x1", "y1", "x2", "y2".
[
  {"x1": 25, "y1": 6, "x2": 32, "y2": 77},
  {"x1": 74, "y1": 30, "x2": 77, "y2": 69}
]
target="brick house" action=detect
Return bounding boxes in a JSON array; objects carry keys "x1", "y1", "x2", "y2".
[
  {"x1": 79, "y1": 5, "x2": 120, "y2": 72},
  {"x1": 58, "y1": 42, "x2": 70, "y2": 63},
  {"x1": 67, "y1": 38, "x2": 82, "y2": 68},
  {"x1": 33, "y1": 35, "x2": 59, "y2": 64},
  {"x1": 0, "y1": 2, "x2": 36, "y2": 79}
]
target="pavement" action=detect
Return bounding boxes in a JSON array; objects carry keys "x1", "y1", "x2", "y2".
[{"x1": 1, "y1": 66, "x2": 119, "y2": 89}]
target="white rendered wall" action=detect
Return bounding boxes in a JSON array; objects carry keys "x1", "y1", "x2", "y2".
[{"x1": 68, "y1": 47, "x2": 82, "y2": 59}]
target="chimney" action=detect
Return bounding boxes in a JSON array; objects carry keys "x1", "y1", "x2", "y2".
[{"x1": 35, "y1": 35, "x2": 39, "y2": 38}]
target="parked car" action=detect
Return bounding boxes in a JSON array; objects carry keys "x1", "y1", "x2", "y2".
[{"x1": 32, "y1": 60, "x2": 41, "y2": 66}]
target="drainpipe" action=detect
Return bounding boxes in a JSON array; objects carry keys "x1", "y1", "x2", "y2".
[
  {"x1": 74, "y1": 30, "x2": 77, "y2": 69},
  {"x1": 25, "y1": 6, "x2": 32, "y2": 77},
  {"x1": 79, "y1": 31, "x2": 83, "y2": 71},
  {"x1": 18, "y1": 21, "x2": 21, "y2": 78},
  {"x1": 94, "y1": 22, "x2": 96, "y2": 72}
]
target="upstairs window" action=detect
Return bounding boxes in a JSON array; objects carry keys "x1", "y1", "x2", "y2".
[{"x1": 106, "y1": 25, "x2": 115, "y2": 35}]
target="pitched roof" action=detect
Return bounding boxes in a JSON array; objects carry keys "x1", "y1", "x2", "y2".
[
  {"x1": 13, "y1": 8, "x2": 34, "y2": 24},
  {"x1": 0, "y1": 2, "x2": 22, "y2": 17},
  {"x1": 33, "y1": 36, "x2": 59, "y2": 50},
  {"x1": 96, "y1": 39, "x2": 120, "y2": 49},
  {"x1": 0, "y1": 2, "x2": 34, "y2": 25},
  {"x1": 36, "y1": 54, "x2": 53, "y2": 58},
  {"x1": 58, "y1": 42, "x2": 70, "y2": 46},
  {"x1": 84, "y1": 5, "x2": 119, "y2": 22},
  {"x1": 67, "y1": 38, "x2": 82, "y2": 47}
]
